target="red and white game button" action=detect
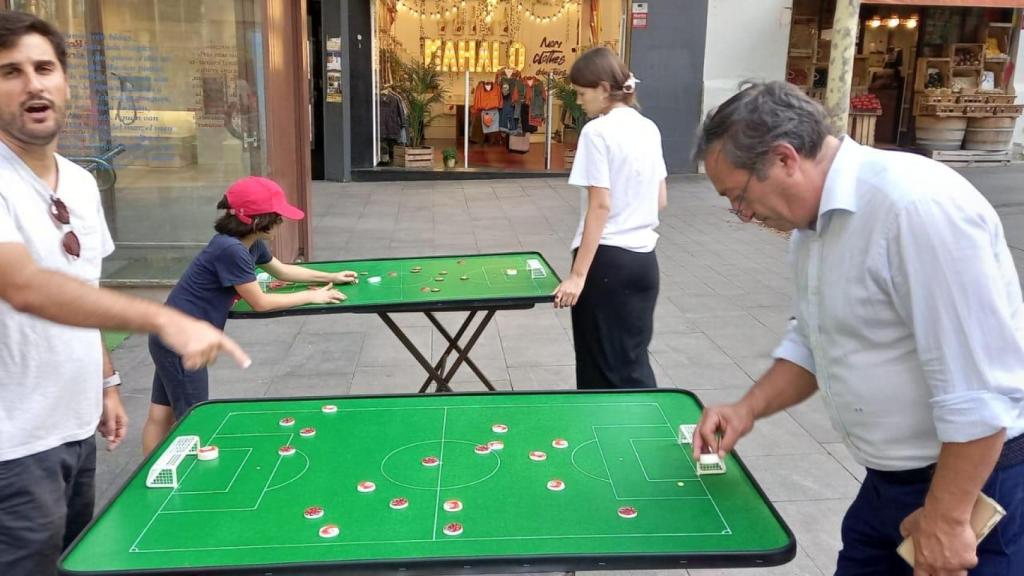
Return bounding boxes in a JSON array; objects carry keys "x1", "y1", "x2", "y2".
[
  {"x1": 487, "y1": 440, "x2": 504, "y2": 451},
  {"x1": 321, "y1": 404, "x2": 338, "y2": 413},
  {"x1": 443, "y1": 522, "x2": 464, "y2": 536},
  {"x1": 357, "y1": 481, "x2": 376, "y2": 493},
  {"x1": 304, "y1": 506, "x2": 324, "y2": 519},
  {"x1": 547, "y1": 479, "x2": 565, "y2": 491},
  {"x1": 529, "y1": 450, "x2": 547, "y2": 461},
  {"x1": 318, "y1": 524, "x2": 340, "y2": 538},
  {"x1": 491, "y1": 424, "x2": 509, "y2": 433},
  {"x1": 299, "y1": 427, "x2": 316, "y2": 438},
  {"x1": 618, "y1": 506, "x2": 638, "y2": 519},
  {"x1": 279, "y1": 416, "x2": 296, "y2": 427},
  {"x1": 443, "y1": 499, "x2": 463, "y2": 512},
  {"x1": 390, "y1": 497, "x2": 409, "y2": 510},
  {"x1": 552, "y1": 438, "x2": 569, "y2": 449},
  {"x1": 278, "y1": 445, "x2": 296, "y2": 456},
  {"x1": 422, "y1": 456, "x2": 440, "y2": 467},
  {"x1": 197, "y1": 445, "x2": 219, "y2": 461},
  {"x1": 474, "y1": 444, "x2": 491, "y2": 455}
]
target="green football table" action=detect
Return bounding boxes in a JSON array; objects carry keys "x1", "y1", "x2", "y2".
[
  {"x1": 60, "y1": 390, "x2": 795, "y2": 575},
  {"x1": 228, "y1": 252, "x2": 561, "y2": 393}
]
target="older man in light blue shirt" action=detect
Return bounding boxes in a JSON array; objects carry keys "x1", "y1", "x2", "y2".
[{"x1": 693, "y1": 81, "x2": 1024, "y2": 576}]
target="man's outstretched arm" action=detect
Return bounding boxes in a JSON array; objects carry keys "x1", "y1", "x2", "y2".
[{"x1": 0, "y1": 242, "x2": 250, "y2": 370}]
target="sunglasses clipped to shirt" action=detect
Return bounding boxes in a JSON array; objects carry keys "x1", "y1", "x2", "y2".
[{"x1": 50, "y1": 195, "x2": 81, "y2": 258}]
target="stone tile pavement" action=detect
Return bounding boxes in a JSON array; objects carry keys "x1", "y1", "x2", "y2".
[{"x1": 98, "y1": 165, "x2": 1024, "y2": 576}]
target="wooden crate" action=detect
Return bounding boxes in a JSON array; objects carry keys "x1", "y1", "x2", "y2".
[
  {"x1": 393, "y1": 146, "x2": 434, "y2": 168},
  {"x1": 994, "y1": 104, "x2": 1024, "y2": 117},
  {"x1": 917, "y1": 91, "x2": 956, "y2": 105},
  {"x1": 848, "y1": 111, "x2": 881, "y2": 147},
  {"x1": 963, "y1": 104, "x2": 996, "y2": 116},
  {"x1": 983, "y1": 94, "x2": 1018, "y2": 105},
  {"x1": 930, "y1": 149, "x2": 1012, "y2": 166},
  {"x1": 915, "y1": 101, "x2": 964, "y2": 116},
  {"x1": 951, "y1": 43, "x2": 985, "y2": 67},
  {"x1": 956, "y1": 94, "x2": 987, "y2": 104},
  {"x1": 564, "y1": 149, "x2": 576, "y2": 170},
  {"x1": 915, "y1": 58, "x2": 952, "y2": 91}
]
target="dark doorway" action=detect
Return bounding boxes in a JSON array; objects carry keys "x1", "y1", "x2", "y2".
[{"x1": 309, "y1": 0, "x2": 325, "y2": 179}]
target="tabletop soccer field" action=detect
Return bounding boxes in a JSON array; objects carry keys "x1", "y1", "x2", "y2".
[
  {"x1": 230, "y1": 251, "x2": 561, "y2": 317},
  {"x1": 61, "y1": 390, "x2": 794, "y2": 575}
]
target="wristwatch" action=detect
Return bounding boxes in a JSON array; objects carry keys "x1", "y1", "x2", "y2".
[{"x1": 103, "y1": 371, "x2": 122, "y2": 389}]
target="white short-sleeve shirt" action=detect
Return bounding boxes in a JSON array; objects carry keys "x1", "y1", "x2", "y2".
[
  {"x1": 568, "y1": 106, "x2": 667, "y2": 253},
  {"x1": 0, "y1": 140, "x2": 114, "y2": 462}
]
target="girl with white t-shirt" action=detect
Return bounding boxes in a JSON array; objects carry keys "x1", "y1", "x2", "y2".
[{"x1": 553, "y1": 46, "x2": 667, "y2": 389}]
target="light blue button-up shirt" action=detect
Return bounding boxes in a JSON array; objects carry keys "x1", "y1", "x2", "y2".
[{"x1": 773, "y1": 138, "x2": 1024, "y2": 471}]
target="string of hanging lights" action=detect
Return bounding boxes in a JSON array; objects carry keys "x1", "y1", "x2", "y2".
[{"x1": 394, "y1": 0, "x2": 574, "y2": 25}]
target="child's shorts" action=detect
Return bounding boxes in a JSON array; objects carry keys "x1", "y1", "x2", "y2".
[{"x1": 149, "y1": 334, "x2": 209, "y2": 419}]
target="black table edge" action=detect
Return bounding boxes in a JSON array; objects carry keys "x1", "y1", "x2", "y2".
[{"x1": 228, "y1": 251, "x2": 563, "y2": 319}]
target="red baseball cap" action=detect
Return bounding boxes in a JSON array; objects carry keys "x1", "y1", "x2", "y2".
[{"x1": 225, "y1": 176, "x2": 305, "y2": 224}]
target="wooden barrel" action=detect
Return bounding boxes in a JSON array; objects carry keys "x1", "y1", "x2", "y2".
[
  {"x1": 915, "y1": 116, "x2": 967, "y2": 151},
  {"x1": 963, "y1": 117, "x2": 1015, "y2": 151}
]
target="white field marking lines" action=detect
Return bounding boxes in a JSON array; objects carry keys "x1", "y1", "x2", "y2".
[
  {"x1": 628, "y1": 439, "x2": 698, "y2": 482},
  {"x1": 654, "y1": 403, "x2": 731, "y2": 534},
  {"x1": 133, "y1": 401, "x2": 735, "y2": 553},
  {"x1": 132, "y1": 530, "x2": 735, "y2": 554},
  {"x1": 175, "y1": 448, "x2": 253, "y2": 495},
  {"x1": 570, "y1": 439, "x2": 611, "y2": 483},
  {"x1": 480, "y1": 262, "x2": 547, "y2": 293},
  {"x1": 432, "y1": 408, "x2": 449, "y2": 541},
  {"x1": 266, "y1": 449, "x2": 310, "y2": 492},
  {"x1": 130, "y1": 458, "x2": 199, "y2": 552},
  {"x1": 379, "y1": 439, "x2": 501, "y2": 491}
]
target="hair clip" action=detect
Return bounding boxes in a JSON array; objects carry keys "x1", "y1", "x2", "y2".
[{"x1": 622, "y1": 73, "x2": 640, "y2": 94}]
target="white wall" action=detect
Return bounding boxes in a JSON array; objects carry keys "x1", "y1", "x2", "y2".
[{"x1": 702, "y1": 0, "x2": 793, "y2": 121}]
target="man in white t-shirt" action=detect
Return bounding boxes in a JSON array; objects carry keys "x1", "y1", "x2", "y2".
[{"x1": 0, "y1": 12, "x2": 250, "y2": 576}]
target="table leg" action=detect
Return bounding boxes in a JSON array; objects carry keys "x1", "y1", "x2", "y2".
[
  {"x1": 423, "y1": 311, "x2": 492, "y2": 387},
  {"x1": 435, "y1": 310, "x2": 496, "y2": 391},
  {"x1": 377, "y1": 312, "x2": 450, "y2": 392}
]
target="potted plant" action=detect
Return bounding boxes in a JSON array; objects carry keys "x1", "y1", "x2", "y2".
[
  {"x1": 392, "y1": 58, "x2": 449, "y2": 168},
  {"x1": 551, "y1": 76, "x2": 587, "y2": 168},
  {"x1": 442, "y1": 147, "x2": 458, "y2": 169}
]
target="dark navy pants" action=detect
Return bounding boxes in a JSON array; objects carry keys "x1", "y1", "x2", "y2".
[
  {"x1": 837, "y1": 442, "x2": 1024, "y2": 575},
  {"x1": 0, "y1": 437, "x2": 96, "y2": 576},
  {"x1": 149, "y1": 334, "x2": 209, "y2": 419}
]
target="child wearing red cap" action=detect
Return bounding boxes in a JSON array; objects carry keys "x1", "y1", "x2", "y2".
[{"x1": 141, "y1": 177, "x2": 356, "y2": 454}]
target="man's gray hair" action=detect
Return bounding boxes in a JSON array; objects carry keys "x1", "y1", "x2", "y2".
[{"x1": 694, "y1": 81, "x2": 833, "y2": 177}]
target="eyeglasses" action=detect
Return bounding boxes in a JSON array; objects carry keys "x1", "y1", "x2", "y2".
[
  {"x1": 727, "y1": 173, "x2": 754, "y2": 221},
  {"x1": 49, "y1": 196, "x2": 81, "y2": 259}
]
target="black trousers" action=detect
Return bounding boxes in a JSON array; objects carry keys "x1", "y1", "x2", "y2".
[
  {"x1": 572, "y1": 245, "x2": 659, "y2": 389},
  {"x1": 0, "y1": 437, "x2": 96, "y2": 576}
]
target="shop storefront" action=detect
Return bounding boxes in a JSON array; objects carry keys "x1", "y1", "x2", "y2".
[
  {"x1": 318, "y1": 0, "x2": 709, "y2": 180},
  {"x1": 371, "y1": 0, "x2": 624, "y2": 173},
  {"x1": 4, "y1": 0, "x2": 310, "y2": 283},
  {"x1": 785, "y1": 0, "x2": 1022, "y2": 162}
]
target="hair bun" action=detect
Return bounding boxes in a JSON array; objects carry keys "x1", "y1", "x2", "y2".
[{"x1": 622, "y1": 73, "x2": 640, "y2": 94}]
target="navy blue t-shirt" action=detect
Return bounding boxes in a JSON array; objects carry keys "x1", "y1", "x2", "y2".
[{"x1": 165, "y1": 234, "x2": 272, "y2": 330}]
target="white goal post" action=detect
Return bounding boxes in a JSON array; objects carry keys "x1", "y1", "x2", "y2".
[{"x1": 146, "y1": 435, "x2": 200, "y2": 488}]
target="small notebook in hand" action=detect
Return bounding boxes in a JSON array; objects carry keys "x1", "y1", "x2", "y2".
[{"x1": 897, "y1": 492, "x2": 1006, "y2": 567}]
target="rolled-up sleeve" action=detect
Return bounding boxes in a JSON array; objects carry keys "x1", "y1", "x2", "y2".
[
  {"x1": 889, "y1": 196, "x2": 1024, "y2": 442},
  {"x1": 773, "y1": 314, "x2": 816, "y2": 375}
]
